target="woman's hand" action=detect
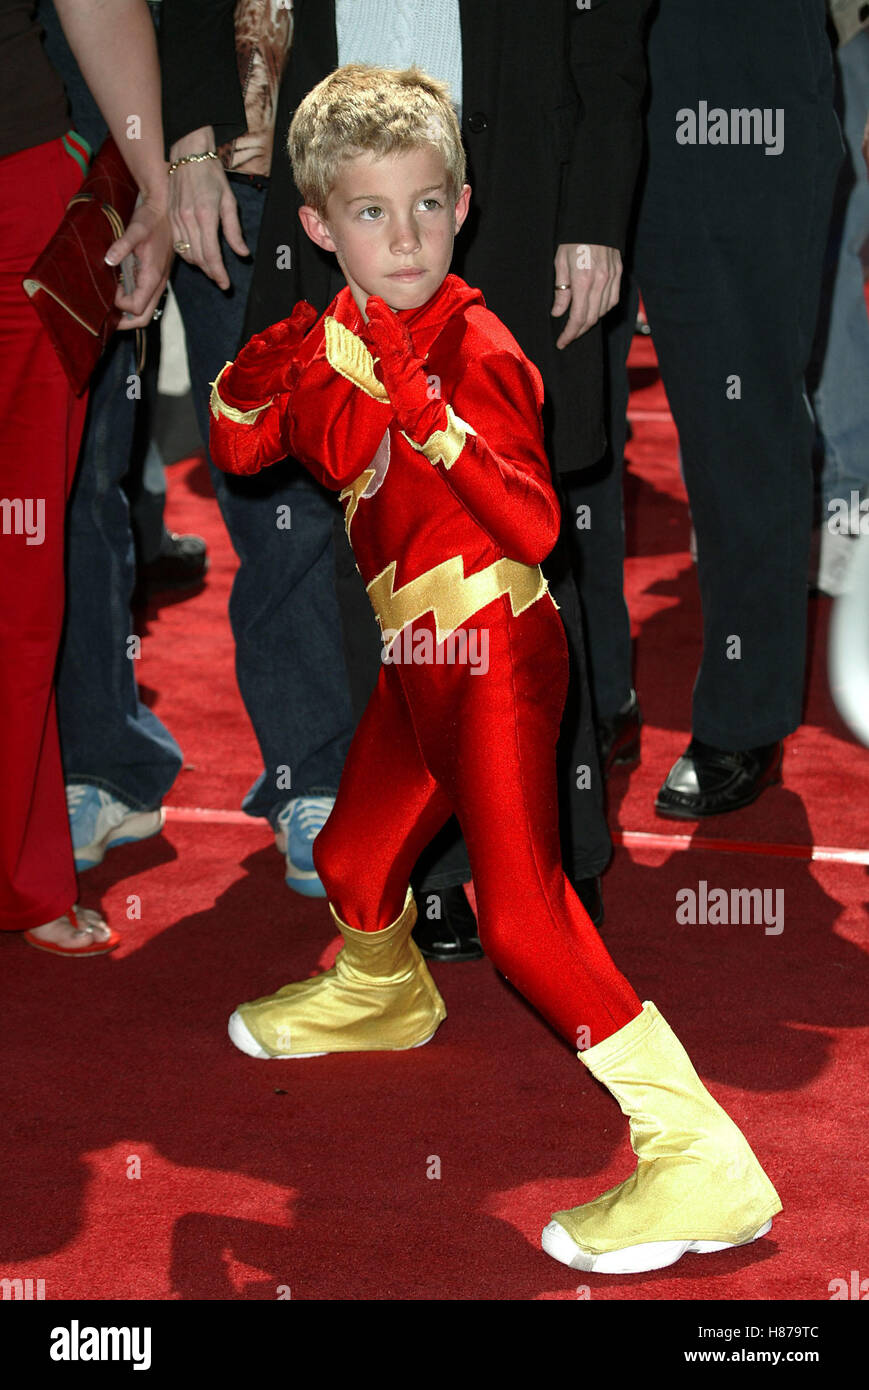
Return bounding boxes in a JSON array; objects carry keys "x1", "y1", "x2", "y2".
[
  {"x1": 106, "y1": 196, "x2": 174, "y2": 327},
  {"x1": 551, "y1": 242, "x2": 622, "y2": 348},
  {"x1": 168, "y1": 127, "x2": 250, "y2": 289}
]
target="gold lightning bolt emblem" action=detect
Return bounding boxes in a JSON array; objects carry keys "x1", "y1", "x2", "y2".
[{"x1": 366, "y1": 556, "x2": 548, "y2": 645}]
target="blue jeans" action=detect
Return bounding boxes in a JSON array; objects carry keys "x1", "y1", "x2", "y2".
[
  {"x1": 812, "y1": 31, "x2": 869, "y2": 516},
  {"x1": 56, "y1": 334, "x2": 184, "y2": 810},
  {"x1": 172, "y1": 178, "x2": 355, "y2": 823}
]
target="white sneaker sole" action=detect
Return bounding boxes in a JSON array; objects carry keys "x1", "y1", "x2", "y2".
[
  {"x1": 273, "y1": 831, "x2": 327, "y2": 897},
  {"x1": 227, "y1": 1010, "x2": 437, "y2": 1060},
  {"x1": 283, "y1": 861, "x2": 328, "y2": 897},
  {"x1": 541, "y1": 1217, "x2": 773, "y2": 1274},
  {"x1": 74, "y1": 807, "x2": 166, "y2": 870}
]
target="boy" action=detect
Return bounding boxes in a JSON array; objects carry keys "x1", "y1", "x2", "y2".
[{"x1": 209, "y1": 64, "x2": 781, "y2": 1275}]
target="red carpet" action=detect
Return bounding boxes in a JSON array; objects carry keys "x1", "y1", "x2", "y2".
[{"x1": 1, "y1": 335, "x2": 867, "y2": 1303}]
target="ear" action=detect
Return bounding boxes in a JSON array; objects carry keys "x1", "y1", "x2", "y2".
[
  {"x1": 453, "y1": 184, "x2": 472, "y2": 235},
  {"x1": 298, "y1": 204, "x2": 338, "y2": 253}
]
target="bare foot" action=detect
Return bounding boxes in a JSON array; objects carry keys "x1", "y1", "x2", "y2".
[{"x1": 27, "y1": 906, "x2": 116, "y2": 951}]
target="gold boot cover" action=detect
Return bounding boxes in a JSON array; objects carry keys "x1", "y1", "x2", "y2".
[
  {"x1": 236, "y1": 887, "x2": 446, "y2": 1056},
  {"x1": 551, "y1": 1001, "x2": 782, "y2": 1255}
]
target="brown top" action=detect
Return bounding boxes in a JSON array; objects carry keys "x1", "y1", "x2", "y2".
[
  {"x1": 0, "y1": 0, "x2": 68, "y2": 160},
  {"x1": 218, "y1": 0, "x2": 292, "y2": 177}
]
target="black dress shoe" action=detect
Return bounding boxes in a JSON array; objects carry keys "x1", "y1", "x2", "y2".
[
  {"x1": 597, "y1": 690, "x2": 642, "y2": 774},
  {"x1": 574, "y1": 875, "x2": 604, "y2": 927},
  {"x1": 412, "y1": 885, "x2": 483, "y2": 961},
  {"x1": 655, "y1": 738, "x2": 783, "y2": 820},
  {"x1": 139, "y1": 530, "x2": 208, "y2": 595},
  {"x1": 413, "y1": 876, "x2": 604, "y2": 962}
]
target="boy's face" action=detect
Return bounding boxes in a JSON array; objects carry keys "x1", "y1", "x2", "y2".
[{"x1": 299, "y1": 145, "x2": 471, "y2": 316}]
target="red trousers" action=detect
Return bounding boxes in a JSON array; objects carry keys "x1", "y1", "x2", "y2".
[
  {"x1": 0, "y1": 137, "x2": 87, "y2": 931},
  {"x1": 313, "y1": 588, "x2": 642, "y2": 1048}
]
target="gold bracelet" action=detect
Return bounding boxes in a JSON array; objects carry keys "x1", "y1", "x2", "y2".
[{"x1": 168, "y1": 150, "x2": 220, "y2": 175}]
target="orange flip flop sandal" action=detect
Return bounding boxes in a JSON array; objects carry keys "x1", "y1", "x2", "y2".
[{"x1": 24, "y1": 905, "x2": 120, "y2": 957}]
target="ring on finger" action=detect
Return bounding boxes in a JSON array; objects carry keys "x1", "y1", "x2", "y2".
[{"x1": 174, "y1": 240, "x2": 192, "y2": 253}]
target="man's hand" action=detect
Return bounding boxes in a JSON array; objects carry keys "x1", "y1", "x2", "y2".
[
  {"x1": 106, "y1": 196, "x2": 174, "y2": 327},
  {"x1": 168, "y1": 126, "x2": 250, "y2": 289},
  {"x1": 219, "y1": 301, "x2": 319, "y2": 410},
  {"x1": 551, "y1": 242, "x2": 622, "y2": 348},
  {"x1": 363, "y1": 297, "x2": 447, "y2": 442}
]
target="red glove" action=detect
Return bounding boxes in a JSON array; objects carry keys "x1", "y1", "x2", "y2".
[
  {"x1": 362, "y1": 296, "x2": 448, "y2": 444},
  {"x1": 218, "y1": 300, "x2": 319, "y2": 411}
]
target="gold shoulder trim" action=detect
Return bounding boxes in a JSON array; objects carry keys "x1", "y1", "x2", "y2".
[
  {"x1": 402, "y1": 405, "x2": 476, "y2": 470},
  {"x1": 209, "y1": 363, "x2": 274, "y2": 424},
  {"x1": 324, "y1": 318, "x2": 390, "y2": 402}
]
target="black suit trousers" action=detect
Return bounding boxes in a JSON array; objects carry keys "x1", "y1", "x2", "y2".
[{"x1": 568, "y1": 0, "x2": 843, "y2": 748}]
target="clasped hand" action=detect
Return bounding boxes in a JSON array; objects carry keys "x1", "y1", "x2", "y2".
[{"x1": 362, "y1": 296, "x2": 447, "y2": 443}]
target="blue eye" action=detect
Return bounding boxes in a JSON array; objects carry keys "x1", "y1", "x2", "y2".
[
  {"x1": 418, "y1": 198, "x2": 442, "y2": 211},
  {"x1": 359, "y1": 206, "x2": 382, "y2": 220}
]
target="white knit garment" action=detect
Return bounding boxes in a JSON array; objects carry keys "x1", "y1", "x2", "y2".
[{"x1": 335, "y1": 0, "x2": 463, "y2": 118}]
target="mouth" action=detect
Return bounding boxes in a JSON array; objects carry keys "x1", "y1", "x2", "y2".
[{"x1": 388, "y1": 268, "x2": 426, "y2": 280}]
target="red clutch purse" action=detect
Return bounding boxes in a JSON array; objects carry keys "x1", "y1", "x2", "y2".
[{"x1": 22, "y1": 136, "x2": 139, "y2": 396}]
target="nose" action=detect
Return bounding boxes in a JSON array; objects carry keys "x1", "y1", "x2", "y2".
[{"x1": 390, "y1": 213, "x2": 421, "y2": 255}]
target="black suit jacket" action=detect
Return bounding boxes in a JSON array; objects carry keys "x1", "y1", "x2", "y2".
[{"x1": 161, "y1": 0, "x2": 650, "y2": 472}]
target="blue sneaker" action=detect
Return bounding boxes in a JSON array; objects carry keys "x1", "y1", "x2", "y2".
[
  {"x1": 66, "y1": 783, "x2": 165, "y2": 872},
  {"x1": 274, "y1": 796, "x2": 334, "y2": 897}
]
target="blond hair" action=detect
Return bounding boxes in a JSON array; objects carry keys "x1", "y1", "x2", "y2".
[{"x1": 288, "y1": 64, "x2": 466, "y2": 213}]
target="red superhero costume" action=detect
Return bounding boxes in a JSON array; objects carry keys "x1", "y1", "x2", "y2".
[
  {"x1": 212, "y1": 272, "x2": 641, "y2": 1047},
  {"x1": 209, "y1": 271, "x2": 781, "y2": 1276}
]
